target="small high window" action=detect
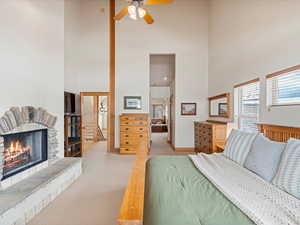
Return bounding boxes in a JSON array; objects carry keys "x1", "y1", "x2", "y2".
[{"x1": 267, "y1": 65, "x2": 300, "y2": 106}]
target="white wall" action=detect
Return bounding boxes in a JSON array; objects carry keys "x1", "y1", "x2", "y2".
[
  {"x1": 0, "y1": 1, "x2": 65, "y2": 157},
  {"x1": 208, "y1": 0, "x2": 300, "y2": 126},
  {"x1": 116, "y1": 0, "x2": 209, "y2": 147},
  {"x1": 64, "y1": 0, "x2": 81, "y2": 93},
  {"x1": 64, "y1": 0, "x2": 109, "y2": 94},
  {"x1": 150, "y1": 87, "x2": 170, "y2": 99},
  {"x1": 64, "y1": 0, "x2": 209, "y2": 148},
  {"x1": 150, "y1": 55, "x2": 175, "y2": 86}
]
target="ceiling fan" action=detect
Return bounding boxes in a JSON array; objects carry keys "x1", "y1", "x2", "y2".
[{"x1": 114, "y1": 0, "x2": 173, "y2": 24}]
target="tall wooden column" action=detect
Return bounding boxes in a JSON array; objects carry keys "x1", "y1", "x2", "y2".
[{"x1": 109, "y1": 0, "x2": 116, "y2": 152}]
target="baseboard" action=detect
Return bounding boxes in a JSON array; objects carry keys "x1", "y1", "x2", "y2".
[{"x1": 174, "y1": 147, "x2": 195, "y2": 152}]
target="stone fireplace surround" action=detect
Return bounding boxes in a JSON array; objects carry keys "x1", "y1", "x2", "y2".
[
  {"x1": 0, "y1": 107, "x2": 82, "y2": 225},
  {"x1": 0, "y1": 106, "x2": 59, "y2": 188}
]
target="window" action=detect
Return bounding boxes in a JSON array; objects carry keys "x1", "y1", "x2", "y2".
[
  {"x1": 234, "y1": 79, "x2": 260, "y2": 132},
  {"x1": 267, "y1": 66, "x2": 300, "y2": 106}
]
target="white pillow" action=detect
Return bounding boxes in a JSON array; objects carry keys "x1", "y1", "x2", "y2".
[
  {"x1": 272, "y1": 138, "x2": 300, "y2": 199},
  {"x1": 223, "y1": 129, "x2": 258, "y2": 165}
]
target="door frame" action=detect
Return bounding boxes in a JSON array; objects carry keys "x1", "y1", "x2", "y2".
[{"x1": 80, "y1": 92, "x2": 113, "y2": 153}]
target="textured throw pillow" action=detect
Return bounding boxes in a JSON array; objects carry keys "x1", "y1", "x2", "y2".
[
  {"x1": 272, "y1": 138, "x2": 300, "y2": 199},
  {"x1": 223, "y1": 129, "x2": 258, "y2": 165},
  {"x1": 244, "y1": 134, "x2": 286, "y2": 182}
]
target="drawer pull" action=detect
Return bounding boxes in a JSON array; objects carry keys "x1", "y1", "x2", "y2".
[
  {"x1": 139, "y1": 128, "x2": 143, "y2": 131},
  {"x1": 125, "y1": 118, "x2": 129, "y2": 120},
  {"x1": 125, "y1": 135, "x2": 129, "y2": 137},
  {"x1": 126, "y1": 142, "x2": 129, "y2": 144},
  {"x1": 139, "y1": 135, "x2": 143, "y2": 138},
  {"x1": 126, "y1": 122, "x2": 129, "y2": 125},
  {"x1": 126, "y1": 128, "x2": 129, "y2": 130}
]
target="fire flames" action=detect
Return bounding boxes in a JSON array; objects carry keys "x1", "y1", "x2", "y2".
[{"x1": 4, "y1": 141, "x2": 31, "y2": 169}]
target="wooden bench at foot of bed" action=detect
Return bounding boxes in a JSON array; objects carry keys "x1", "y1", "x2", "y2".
[{"x1": 118, "y1": 143, "x2": 148, "y2": 225}]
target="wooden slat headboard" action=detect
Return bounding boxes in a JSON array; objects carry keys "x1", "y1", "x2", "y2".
[{"x1": 258, "y1": 123, "x2": 300, "y2": 142}]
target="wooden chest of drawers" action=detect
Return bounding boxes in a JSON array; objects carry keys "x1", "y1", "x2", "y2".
[
  {"x1": 120, "y1": 113, "x2": 150, "y2": 154},
  {"x1": 194, "y1": 121, "x2": 227, "y2": 154}
]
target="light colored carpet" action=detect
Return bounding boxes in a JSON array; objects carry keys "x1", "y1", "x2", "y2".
[{"x1": 29, "y1": 133, "x2": 193, "y2": 225}]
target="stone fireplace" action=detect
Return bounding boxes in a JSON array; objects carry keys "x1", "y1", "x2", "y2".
[
  {"x1": 0, "y1": 106, "x2": 59, "y2": 188},
  {"x1": 0, "y1": 107, "x2": 82, "y2": 225}
]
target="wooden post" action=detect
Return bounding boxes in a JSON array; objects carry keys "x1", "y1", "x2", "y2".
[{"x1": 109, "y1": 0, "x2": 116, "y2": 152}]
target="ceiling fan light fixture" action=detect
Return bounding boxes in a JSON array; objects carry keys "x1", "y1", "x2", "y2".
[
  {"x1": 129, "y1": 13, "x2": 137, "y2": 20},
  {"x1": 128, "y1": 5, "x2": 136, "y2": 15},
  {"x1": 128, "y1": 5, "x2": 138, "y2": 20},
  {"x1": 138, "y1": 7, "x2": 146, "y2": 18}
]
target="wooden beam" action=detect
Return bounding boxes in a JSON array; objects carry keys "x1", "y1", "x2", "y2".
[{"x1": 109, "y1": 0, "x2": 116, "y2": 152}]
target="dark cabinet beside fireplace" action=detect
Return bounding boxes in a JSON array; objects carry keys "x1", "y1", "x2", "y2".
[{"x1": 64, "y1": 115, "x2": 82, "y2": 157}]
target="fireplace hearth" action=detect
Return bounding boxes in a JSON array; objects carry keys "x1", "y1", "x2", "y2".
[{"x1": 2, "y1": 129, "x2": 48, "y2": 180}]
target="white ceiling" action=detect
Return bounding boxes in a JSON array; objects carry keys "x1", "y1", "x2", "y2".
[{"x1": 150, "y1": 54, "x2": 175, "y2": 87}]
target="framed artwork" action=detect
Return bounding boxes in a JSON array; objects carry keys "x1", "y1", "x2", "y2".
[
  {"x1": 181, "y1": 103, "x2": 197, "y2": 116},
  {"x1": 124, "y1": 96, "x2": 142, "y2": 110},
  {"x1": 152, "y1": 104, "x2": 165, "y2": 119},
  {"x1": 218, "y1": 103, "x2": 228, "y2": 116}
]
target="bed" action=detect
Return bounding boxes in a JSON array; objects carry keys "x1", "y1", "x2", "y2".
[
  {"x1": 144, "y1": 156, "x2": 255, "y2": 225},
  {"x1": 117, "y1": 124, "x2": 300, "y2": 225}
]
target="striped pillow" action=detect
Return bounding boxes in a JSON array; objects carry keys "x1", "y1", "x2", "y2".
[
  {"x1": 272, "y1": 138, "x2": 300, "y2": 199},
  {"x1": 223, "y1": 129, "x2": 258, "y2": 165}
]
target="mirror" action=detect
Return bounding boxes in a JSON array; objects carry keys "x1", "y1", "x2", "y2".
[{"x1": 208, "y1": 93, "x2": 231, "y2": 118}]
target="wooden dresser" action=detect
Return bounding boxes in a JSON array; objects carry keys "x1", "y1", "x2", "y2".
[
  {"x1": 120, "y1": 113, "x2": 150, "y2": 154},
  {"x1": 194, "y1": 121, "x2": 227, "y2": 154}
]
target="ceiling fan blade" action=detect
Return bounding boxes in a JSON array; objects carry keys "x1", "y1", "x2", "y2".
[
  {"x1": 114, "y1": 7, "x2": 128, "y2": 21},
  {"x1": 143, "y1": 10, "x2": 154, "y2": 24},
  {"x1": 144, "y1": 0, "x2": 173, "y2": 5}
]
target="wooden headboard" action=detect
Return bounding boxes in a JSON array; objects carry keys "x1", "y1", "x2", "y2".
[{"x1": 258, "y1": 123, "x2": 300, "y2": 142}]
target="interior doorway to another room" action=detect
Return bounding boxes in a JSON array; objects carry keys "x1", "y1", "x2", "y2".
[
  {"x1": 149, "y1": 54, "x2": 176, "y2": 148},
  {"x1": 80, "y1": 92, "x2": 110, "y2": 153}
]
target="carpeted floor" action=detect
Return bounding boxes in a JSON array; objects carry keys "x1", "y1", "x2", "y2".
[{"x1": 29, "y1": 133, "x2": 193, "y2": 225}]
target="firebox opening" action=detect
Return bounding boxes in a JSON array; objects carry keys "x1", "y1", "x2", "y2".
[{"x1": 1, "y1": 129, "x2": 48, "y2": 180}]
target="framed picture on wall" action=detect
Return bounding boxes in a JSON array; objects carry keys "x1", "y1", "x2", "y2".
[
  {"x1": 124, "y1": 96, "x2": 142, "y2": 110},
  {"x1": 218, "y1": 103, "x2": 228, "y2": 116},
  {"x1": 181, "y1": 103, "x2": 197, "y2": 116}
]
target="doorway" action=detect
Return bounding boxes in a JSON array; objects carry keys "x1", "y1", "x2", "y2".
[
  {"x1": 80, "y1": 92, "x2": 111, "y2": 153},
  {"x1": 149, "y1": 54, "x2": 176, "y2": 149}
]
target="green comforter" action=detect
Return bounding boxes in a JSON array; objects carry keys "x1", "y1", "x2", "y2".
[{"x1": 144, "y1": 156, "x2": 255, "y2": 225}]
